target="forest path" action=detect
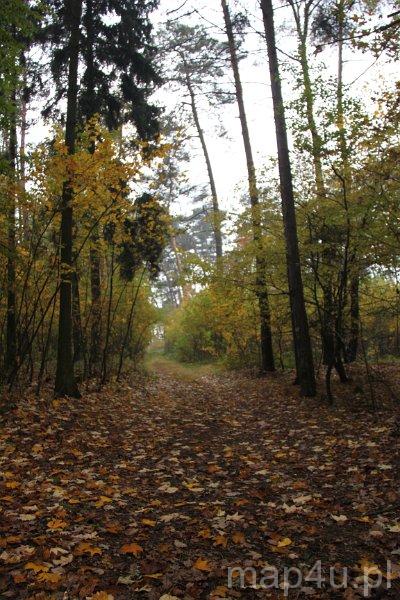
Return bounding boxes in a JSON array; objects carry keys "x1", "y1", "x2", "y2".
[
  {"x1": 1, "y1": 368, "x2": 399, "y2": 598},
  {"x1": 145, "y1": 351, "x2": 222, "y2": 381}
]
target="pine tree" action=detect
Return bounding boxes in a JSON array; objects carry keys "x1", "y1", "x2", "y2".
[
  {"x1": 159, "y1": 23, "x2": 233, "y2": 263},
  {"x1": 54, "y1": 0, "x2": 83, "y2": 398},
  {"x1": 261, "y1": 0, "x2": 316, "y2": 397},
  {"x1": 42, "y1": 0, "x2": 161, "y2": 391}
]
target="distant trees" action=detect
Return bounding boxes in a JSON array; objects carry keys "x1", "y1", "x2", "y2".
[
  {"x1": 1, "y1": 0, "x2": 400, "y2": 402},
  {"x1": 158, "y1": 22, "x2": 233, "y2": 263}
]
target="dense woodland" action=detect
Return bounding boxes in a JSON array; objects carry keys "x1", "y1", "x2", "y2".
[
  {"x1": 1, "y1": 0, "x2": 400, "y2": 402},
  {"x1": 1, "y1": 2, "x2": 400, "y2": 597}
]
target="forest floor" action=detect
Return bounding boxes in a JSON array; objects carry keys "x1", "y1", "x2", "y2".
[{"x1": 1, "y1": 360, "x2": 400, "y2": 599}]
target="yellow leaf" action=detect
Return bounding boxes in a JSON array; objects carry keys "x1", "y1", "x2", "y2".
[
  {"x1": 95, "y1": 496, "x2": 113, "y2": 508},
  {"x1": 90, "y1": 593, "x2": 114, "y2": 600},
  {"x1": 120, "y1": 543, "x2": 143, "y2": 556},
  {"x1": 75, "y1": 542, "x2": 102, "y2": 556},
  {"x1": 141, "y1": 518, "x2": 156, "y2": 527},
  {"x1": 193, "y1": 558, "x2": 212, "y2": 572},
  {"x1": 20, "y1": 514, "x2": 36, "y2": 521},
  {"x1": 275, "y1": 452, "x2": 286, "y2": 458},
  {"x1": 359, "y1": 559, "x2": 383, "y2": 576},
  {"x1": 277, "y1": 537, "x2": 292, "y2": 548},
  {"x1": 5, "y1": 481, "x2": 20, "y2": 489},
  {"x1": 37, "y1": 572, "x2": 61, "y2": 584},
  {"x1": 145, "y1": 573, "x2": 163, "y2": 579},
  {"x1": 47, "y1": 519, "x2": 67, "y2": 530},
  {"x1": 25, "y1": 562, "x2": 49, "y2": 573}
]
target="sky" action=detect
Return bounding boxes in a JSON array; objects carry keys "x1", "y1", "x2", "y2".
[
  {"x1": 26, "y1": 0, "x2": 397, "y2": 219},
  {"x1": 152, "y1": 0, "x2": 397, "y2": 218}
]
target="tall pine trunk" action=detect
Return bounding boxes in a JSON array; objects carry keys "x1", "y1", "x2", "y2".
[
  {"x1": 184, "y1": 69, "x2": 223, "y2": 261},
  {"x1": 261, "y1": 0, "x2": 316, "y2": 396},
  {"x1": 5, "y1": 90, "x2": 18, "y2": 376},
  {"x1": 221, "y1": 0, "x2": 274, "y2": 373},
  {"x1": 83, "y1": 0, "x2": 103, "y2": 375},
  {"x1": 54, "y1": 0, "x2": 82, "y2": 398},
  {"x1": 336, "y1": 0, "x2": 359, "y2": 363}
]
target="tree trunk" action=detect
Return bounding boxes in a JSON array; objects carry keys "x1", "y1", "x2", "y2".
[
  {"x1": 84, "y1": 0, "x2": 103, "y2": 375},
  {"x1": 221, "y1": 0, "x2": 275, "y2": 373},
  {"x1": 261, "y1": 0, "x2": 316, "y2": 396},
  {"x1": 171, "y1": 234, "x2": 190, "y2": 302},
  {"x1": 117, "y1": 268, "x2": 146, "y2": 380},
  {"x1": 5, "y1": 93, "x2": 18, "y2": 377},
  {"x1": 54, "y1": 0, "x2": 82, "y2": 398},
  {"x1": 184, "y1": 69, "x2": 223, "y2": 261},
  {"x1": 101, "y1": 242, "x2": 115, "y2": 385},
  {"x1": 89, "y1": 236, "x2": 102, "y2": 373},
  {"x1": 289, "y1": 3, "x2": 336, "y2": 373},
  {"x1": 72, "y1": 269, "x2": 84, "y2": 364},
  {"x1": 337, "y1": 0, "x2": 359, "y2": 362},
  {"x1": 346, "y1": 273, "x2": 359, "y2": 362},
  {"x1": 298, "y1": 38, "x2": 326, "y2": 199},
  {"x1": 19, "y1": 55, "x2": 29, "y2": 242}
]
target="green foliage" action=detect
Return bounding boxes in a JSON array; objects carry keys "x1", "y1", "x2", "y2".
[
  {"x1": 41, "y1": 0, "x2": 161, "y2": 137},
  {"x1": 0, "y1": 0, "x2": 40, "y2": 128},
  {"x1": 117, "y1": 193, "x2": 171, "y2": 281}
]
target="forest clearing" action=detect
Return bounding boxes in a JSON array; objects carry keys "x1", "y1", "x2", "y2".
[{"x1": 2, "y1": 0, "x2": 400, "y2": 597}]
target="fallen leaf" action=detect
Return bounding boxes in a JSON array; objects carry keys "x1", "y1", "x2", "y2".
[
  {"x1": 36, "y1": 572, "x2": 61, "y2": 584},
  {"x1": 331, "y1": 514, "x2": 348, "y2": 523},
  {"x1": 25, "y1": 562, "x2": 49, "y2": 573},
  {"x1": 120, "y1": 543, "x2": 143, "y2": 556},
  {"x1": 47, "y1": 519, "x2": 67, "y2": 530},
  {"x1": 75, "y1": 542, "x2": 102, "y2": 556},
  {"x1": 214, "y1": 534, "x2": 228, "y2": 548},
  {"x1": 198, "y1": 528, "x2": 211, "y2": 539},
  {"x1": 193, "y1": 558, "x2": 212, "y2": 572},
  {"x1": 232, "y1": 531, "x2": 246, "y2": 545},
  {"x1": 277, "y1": 537, "x2": 292, "y2": 548}
]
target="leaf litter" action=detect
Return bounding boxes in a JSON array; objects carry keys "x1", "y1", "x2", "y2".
[{"x1": 0, "y1": 368, "x2": 399, "y2": 598}]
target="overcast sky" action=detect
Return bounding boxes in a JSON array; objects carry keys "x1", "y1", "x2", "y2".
[
  {"x1": 27, "y1": 0, "x2": 396, "y2": 219},
  {"x1": 153, "y1": 0, "x2": 397, "y2": 218}
]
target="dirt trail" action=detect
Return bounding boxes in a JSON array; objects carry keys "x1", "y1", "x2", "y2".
[{"x1": 0, "y1": 365, "x2": 399, "y2": 598}]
